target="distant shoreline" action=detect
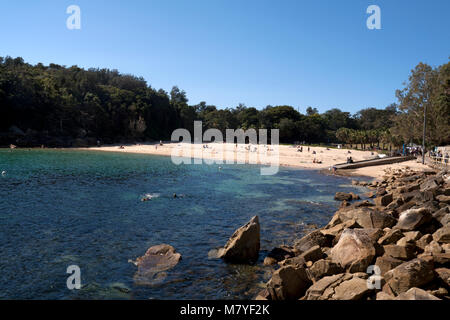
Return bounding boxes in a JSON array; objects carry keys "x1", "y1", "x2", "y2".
[
  {"x1": 2, "y1": 143, "x2": 430, "y2": 179},
  {"x1": 74, "y1": 143, "x2": 430, "y2": 180}
]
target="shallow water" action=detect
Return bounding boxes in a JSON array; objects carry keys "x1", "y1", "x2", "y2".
[{"x1": 0, "y1": 149, "x2": 365, "y2": 299}]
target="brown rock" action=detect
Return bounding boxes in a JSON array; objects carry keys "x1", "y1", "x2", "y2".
[
  {"x1": 308, "y1": 259, "x2": 344, "y2": 281},
  {"x1": 435, "y1": 268, "x2": 450, "y2": 288},
  {"x1": 334, "y1": 192, "x2": 353, "y2": 201},
  {"x1": 218, "y1": 216, "x2": 260, "y2": 263},
  {"x1": 375, "y1": 256, "x2": 403, "y2": 275},
  {"x1": 355, "y1": 209, "x2": 396, "y2": 229},
  {"x1": 330, "y1": 228, "x2": 376, "y2": 272},
  {"x1": 294, "y1": 230, "x2": 330, "y2": 252},
  {"x1": 376, "y1": 292, "x2": 395, "y2": 300},
  {"x1": 304, "y1": 273, "x2": 347, "y2": 300},
  {"x1": 265, "y1": 246, "x2": 295, "y2": 264},
  {"x1": 416, "y1": 234, "x2": 433, "y2": 250},
  {"x1": 378, "y1": 229, "x2": 404, "y2": 245},
  {"x1": 320, "y1": 219, "x2": 359, "y2": 238},
  {"x1": 375, "y1": 193, "x2": 393, "y2": 207},
  {"x1": 383, "y1": 244, "x2": 416, "y2": 260},
  {"x1": 267, "y1": 265, "x2": 312, "y2": 300},
  {"x1": 332, "y1": 277, "x2": 371, "y2": 300},
  {"x1": 424, "y1": 241, "x2": 443, "y2": 254},
  {"x1": 394, "y1": 207, "x2": 432, "y2": 231},
  {"x1": 395, "y1": 287, "x2": 440, "y2": 300},
  {"x1": 133, "y1": 244, "x2": 182, "y2": 285},
  {"x1": 384, "y1": 258, "x2": 435, "y2": 295},
  {"x1": 433, "y1": 225, "x2": 450, "y2": 244},
  {"x1": 299, "y1": 245, "x2": 324, "y2": 263},
  {"x1": 436, "y1": 195, "x2": 450, "y2": 204}
]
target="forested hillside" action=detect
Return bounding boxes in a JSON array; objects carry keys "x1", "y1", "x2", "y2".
[{"x1": 0, "y1": 56, "x2": 448, "y2": 148}]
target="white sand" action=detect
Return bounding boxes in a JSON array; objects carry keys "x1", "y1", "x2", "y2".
[{"x1": 82, "y1": 143, "x2": 430, "y2": 180}]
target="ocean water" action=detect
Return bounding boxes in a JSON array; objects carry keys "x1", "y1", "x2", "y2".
[{"x1": 0, "y1": 149, "x2": 367, "y2": 299}]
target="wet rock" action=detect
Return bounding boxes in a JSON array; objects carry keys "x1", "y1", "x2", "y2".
[
  {"x1": 254, "y1": 289, "x2": 270, "y2": 300},
  {"x1": 384, "y1": 258, "x2": 435, "y2": 295},
  {"x1": 330, "y1": 228, "x2": 376, "y2": 272},
  {"x1": 395, "y1": 287, "x2": 440, "y2": 300},
  {"x1": 133, "y1": 244, "x2": 182, "y2": 285},
  {"x1": 264, "y1": 246, "x2": 295, "y2": 265},
  {"x1": 334, "y1": 192, "x2": 353, "y2": 201},
  {"x1": 394, "y1": 208, "x2": 432, "y2": 231},
  {"x1": 267, "y1": 265, "x2": 311, "y2": 300},
  {"x1": 433, "y1": 225, "x2": 450, "y2": 244},
  {"x1": 218, "y1": 216, "x2": 260, "y2": 264}
]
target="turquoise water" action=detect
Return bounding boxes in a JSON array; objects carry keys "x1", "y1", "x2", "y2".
[{"x1": 0, "y1": 149, "x2": 366, "y2": 299}]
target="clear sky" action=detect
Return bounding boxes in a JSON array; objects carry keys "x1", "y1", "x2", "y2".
[{"x1": 1, "y1": 0, "x2": 449, "y2": 113}]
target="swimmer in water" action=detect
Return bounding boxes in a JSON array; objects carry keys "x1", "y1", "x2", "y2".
[{"x1": 1, "y1": 171, "x2": 6, "y2": 176}]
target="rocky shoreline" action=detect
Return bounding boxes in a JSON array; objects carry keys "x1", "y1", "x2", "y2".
[
  {"x1": 254, "y1": 167, "x2": 450, "y2": 300},
  {"x1": 132, "y1": 167, "x2": 449, "y2": 300}
]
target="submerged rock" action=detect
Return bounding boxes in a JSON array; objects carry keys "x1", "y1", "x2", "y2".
[
  {"x1": 218, "y1": 216, "x2": 260, "y2": 264},
  {"x1": 132, "y1": 244, "x2": 182, "y2": 286}
]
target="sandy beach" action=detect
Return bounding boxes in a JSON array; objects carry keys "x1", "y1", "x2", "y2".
[{"x1": 82, "y1": 143, "x2": 431, "y2": 180}]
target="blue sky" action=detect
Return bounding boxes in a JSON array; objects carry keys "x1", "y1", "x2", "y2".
[{"x1": 1, "y1": 0, "x2": 449, "y2": 113}]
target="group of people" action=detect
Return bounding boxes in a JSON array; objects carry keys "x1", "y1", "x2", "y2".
[{"x1": 430, "y1": 150, "x2": 450, "y2": 164}]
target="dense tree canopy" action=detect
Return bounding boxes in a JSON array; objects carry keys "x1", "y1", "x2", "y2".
[{"x1": 0, "y1": 56, "x2": 448, "y2": 148}]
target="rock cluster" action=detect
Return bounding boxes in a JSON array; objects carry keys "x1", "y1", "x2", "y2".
[{"x1": 258, "y1": 168, "x2": 450, "y2": 300}]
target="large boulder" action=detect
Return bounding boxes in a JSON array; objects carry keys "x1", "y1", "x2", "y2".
[
  {"x1": 267, "y1": 265, "x2": 311, "y2": 300},
  {"x1": 218, "y1": 216, "x2": 260, "y2": 264},
  {"x1": 394, "y1": 208, "x2": 432, "y2": 231},
  {"x1": 133, "y1": 244, "x2": 182, "y2": 285},
  {"x1": 384, "y1": 258, "x2": 434, "y2": 295},
  {"x1": 330, "y1": 228, "x2": 376, "y2": 272}
]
